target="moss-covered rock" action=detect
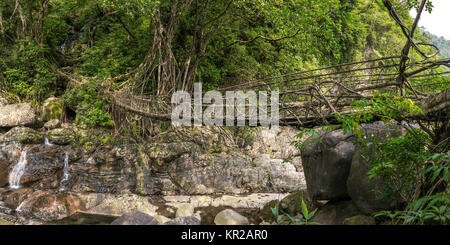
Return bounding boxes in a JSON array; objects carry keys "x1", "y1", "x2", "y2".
[
  {"x1": 41, "y1": 97, "x2": 63, "y2": 122},
  {"x1": 48, "y1": 128, "x2": 75, "y2": 145},
  {"x1": 343, "y1": 215, "x2": 376, "y2": 225},
  {"x1": 279, "y1": 190, "x2": 315, "y2": 216},
  {"x1": 0, "y1": 127, "x2": 43, "y2": 144},
  {"x1": 0, "y1": 218, "x2": 12, "y2": 225}
]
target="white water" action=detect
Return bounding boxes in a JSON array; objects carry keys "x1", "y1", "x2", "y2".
[
  {"x1": 44, "y1": 136, "x2": 53, "y2": 146},
  {"x1": 59, "y1": 152, "x2": 70, "y2": 191},
  {"x1": 9, "y1": 151, "x2": 28, "y2": 190}
]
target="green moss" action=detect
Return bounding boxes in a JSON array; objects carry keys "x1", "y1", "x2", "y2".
[{"x1": 0, "y1": 219, "x2": 12, "y2": 225}]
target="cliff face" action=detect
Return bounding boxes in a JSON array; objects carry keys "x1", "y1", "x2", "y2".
[{"x1": 0, "y1": 122, "x2": 306, "y2": 224}]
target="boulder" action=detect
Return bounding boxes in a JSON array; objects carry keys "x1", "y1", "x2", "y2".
[
  {"x1": 41, "y1": 97, "x2": 63, "y2": 122},
  {"x1": 44, "y1": 119, "x2": 61, "y2": 130},
  {"x1": 111, "y1": 211, "x2": 160, "y2": 225},
  {"x1": 165, "y1": 216, "x2": 201, "y2": 225},
  {"x1": 214, "y1": 209, "x2": 249, "y2": 225},
  {"x1": 47, "y1": 128, "x2": 75, "y2": 145},
  {"x1": 14, "y1": 191, "x2": 81, "y2": 221},
  {"x1": 278, "y1": 190, "x2": 315, "y2": 217},
  {"x1": 310, "y1": 200, "x2": 361, "y2": 225},
  {"x1": 176, "y1": 203, "x2": 194, "y2": 217},
  {"x1": 0, "y1": 103, "x2": 36, "y2": 127},
  {"x1": 0, "y1": 127, "x2": 43, "y2": 144},
  {"x1": 301, "y1": 129, "x2": 355, "y2": 200},
  {"x1": 343, "y1": 215, "x2": 376, "y2": 225},
  {"x1": 347, "y1": 123, "x2": 403, "y2": 214}
]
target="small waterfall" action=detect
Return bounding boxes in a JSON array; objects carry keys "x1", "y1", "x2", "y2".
[
  {"x1": 44, "y1": 136, "x2": 53, "y2": 146},
  {"x1": 59, "y1": 152, "x2": 70, "y2": 191},
  {"x1": 9, "y1": 151, "x2": 28, "y2": 190}
]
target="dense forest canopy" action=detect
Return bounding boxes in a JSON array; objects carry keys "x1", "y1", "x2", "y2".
[{"x1": 0, "y1": 0, "x2": 438, "y2": 102}]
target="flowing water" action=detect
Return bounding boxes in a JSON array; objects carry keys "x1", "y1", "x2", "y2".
[
  {"x1": 44, "y1": 136, "x2": 53, "y2": 146},
  {"x1": 59, "y1": 152, "x2": 70, "y2": 191},
  {"x1": 8, "y1": 151, "x2": 28, "y2": 190}
]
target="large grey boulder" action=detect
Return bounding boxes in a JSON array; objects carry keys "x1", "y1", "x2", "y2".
[
  {"x1": 347, "y1": 122, "x2": 403, "y2": 214},
  {"x1": 214, "y1": 209, "x2": 249, "y2": 225},
  {"x1": 0, "y1": 103, "x2": 36, "y2": 127},
  {"x1": 301, "y1": 129, "x2": 355, "y2": 200},
  {"x1": 111, "y1": 211, "x2": 160, "y2": 225}
]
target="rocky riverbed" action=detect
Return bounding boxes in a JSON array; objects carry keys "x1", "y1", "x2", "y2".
[{"x1": 0, "y1": 97, "x2": 406, "y2": 225}]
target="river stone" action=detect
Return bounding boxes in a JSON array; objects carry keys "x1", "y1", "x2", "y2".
[
  {"x1": 347, "y1": 123, "x2": 404, "y2": 214},
  {"x1": 214, "y1": 209, "x2": 249, "y2": 225},
  {"x1": 44, "y1": 119, "x2": 61, "y2": 130},
  {"x1": 0, "y1": 103, "x2": 36, "y2": 127},
  {"x1": 47, "y1": 128, "x2": 75, "y2": 145},
  {"x1": 0, "y1": 127, "x2": 43, "y2": 145},
  {"x1": 41, "y1": 97, "x2": 63, "y2": 122},
  {"x1": 111, "y1": 211, "x2": 160, "y2": 225},
  {"x1": 343, "y1": 215, "x2": 376, "y2": 225},
  {"x1": 176, "y1": 203, "x2": 194, "y2": 217},
  {"x1": 301, "y1": 129, "x2": 355, "y2": 200},
  {"x1": 165, "y1": 216, "x2": 201, "y2": 225}
]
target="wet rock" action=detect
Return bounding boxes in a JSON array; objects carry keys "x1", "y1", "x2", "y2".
[
  {"x1": 214, "y1": 209, "x2": 249, "y2": 225},
  {"x1": 0, "y1": 154, "x2": 10, "y2": 187},
  {"x1": 165, "y1": 216, "x2": 201, "y2": 225},
  {"x1": 15, "y1": 191, "x2": 82, "y2": 221},
  {"x1": 0, "y1": 127, "x2": 43, "y2": 145},
  {"x1": 343, "y1": 215, "x2": 376, "y2": 225},
  {"x1": 0, "y1": 103, "x2": 36, "y2": 127},
  {"x1": 41, "y1": 97, "x2": 63, "y2": 122},
  {"x1": 47, "y1": 128, "x2": 75, "y2": 145},
  {"x1": 301, "y1": 129, "x2": 354, "y2": 200},
  {"x1": 2, "y1": 188, "x2": 33, "y2": 207},
  {"x1": 176, "y1": 203, "x2": 194, "y2": 217},
  {"x1": 347, "y1": 123, "x2": 404, "y2": 214},
  {"x1": 310, "y1": 200, "x2": 361, "y2": 225},
  {"x1": 44, "y1": 119, "x2": 61, "y2": 130},
  {"x1": 111, "y1": 211, "x2": 159, "y2": 225}
]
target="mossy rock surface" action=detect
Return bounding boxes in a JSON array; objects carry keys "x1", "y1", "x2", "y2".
[
  {"x1": 343, "y1": 215, "x2": 376, "y2": 225},
  {"x1": 0, "y1": 127, "x2": 43, "y2": 144},
  {"x1": 0, "y1": 218, "x2": 12, "y2": 225},
  {"x1": 279, "y1": 190, "x2": 315, "y2": 216},
  {"x1": 41, "y1": 97, "x2": 63, "y2": 122},
  {"x1": 48, "y1": 128, "x2": 75, "y2": 145}
]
